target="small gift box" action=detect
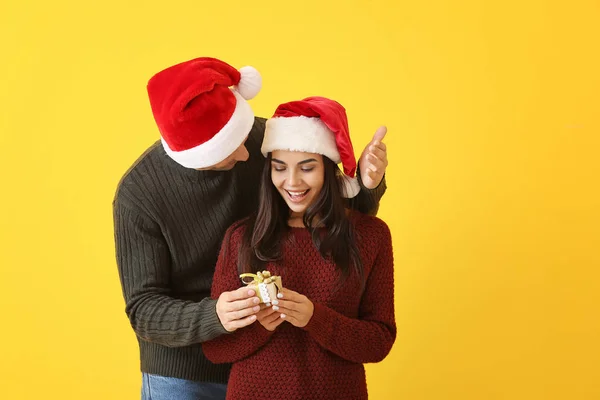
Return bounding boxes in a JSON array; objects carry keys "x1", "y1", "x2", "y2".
[{"x1": 240, "y1": 270, "x2": 283, "y2": 304}]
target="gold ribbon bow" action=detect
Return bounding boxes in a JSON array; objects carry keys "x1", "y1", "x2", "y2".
[{"x1": 240, "y1": 270, "x2": 275, "y2": 285}]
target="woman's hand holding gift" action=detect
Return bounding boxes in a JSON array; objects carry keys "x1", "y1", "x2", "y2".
[
  {"x1": 272, "y1": 289, "x2": 314, "y2": 328},
  {"x1": 256, "y1": 303, "x2": 285, "y2": 331}
]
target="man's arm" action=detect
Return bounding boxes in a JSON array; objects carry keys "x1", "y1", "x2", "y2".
[
  {"x1": 347, "y1": 172, "x2": 387, "y2": 216},
  {"x1": 348, "y1": 126, "x2": 389, "y2": 216},
  {"x1": 113, "y1": 200, "x2": 228, "y2": 347}
]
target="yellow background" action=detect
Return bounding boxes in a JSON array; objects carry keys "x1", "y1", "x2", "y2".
[{"x1": 1, "y1": 0, "x2": 599, "y2": 398}]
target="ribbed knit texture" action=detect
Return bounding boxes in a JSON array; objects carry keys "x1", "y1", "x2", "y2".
[
  {"x1": 113, "y1": 117, "x2": 387, "y2": 383},
  {"x1": 203, "y1": 211, "x2": 396, "y2": 399}
]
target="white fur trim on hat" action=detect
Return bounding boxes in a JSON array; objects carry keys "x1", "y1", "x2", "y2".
[
  {"x1": 236, "y1": 66, "x2": 262, "y2": 100},
  {"x1": 262, "y1": 116, "x2": 341, "y2": 162},
  {"x1": 340, "y1": 175, "x2": 360, "y2": 198},
  {"x1": 161, "y1": 90, "x2": 254, "y2": 169}
]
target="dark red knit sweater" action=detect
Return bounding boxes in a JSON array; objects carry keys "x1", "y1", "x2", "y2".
[{"x1": 203, "y1": 211, "x2": 396, "y2": 400}]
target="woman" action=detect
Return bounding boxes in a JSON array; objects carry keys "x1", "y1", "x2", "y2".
[{"x1": 203, "y1": 96, "x2": 396, "y2": 400}]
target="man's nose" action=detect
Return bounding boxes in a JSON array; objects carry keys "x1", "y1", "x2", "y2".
[{"x1": 234, "y1": 144, "x2": 249, "y2": 162}]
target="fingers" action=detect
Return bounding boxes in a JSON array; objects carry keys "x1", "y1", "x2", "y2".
[
  {"x1": 276, "y1": 289, "x2": 301, "y2": 302},
  {"x1": 365, "y1": 141, "x2": 388, "y2": 168},
  {"x1": 257, "y1": 305, "x2": 285, "y2": 331},
  {"x1": 261, "y1": 310, "x2": 283, "y2": 325},
  {"x1": 364, "y1": 168, "x2": 378, "y2": 181},
  {"x1": 219, "y1": 286, "x2": 260, "y2": 313},
  {"x1": 261, "y1": 315, "x2": 285, "y2": 331},
  {"x1": 278, "y1": 312, "x2": 307, "y2": 328},
  {"x1": 256, "y1": 305, "x2": 278, "y2": 321},
  {"x1": 262, "y1": 290, "x2": 313, "y2": 328},
  {"x1": 361, "y1": 137, "x2": 388, "y2": 187},
  {"x1": 371, "y1": 126, "x2": 387, "y2": 144},
  {"x1": 224, "y1": 296, "x2": 260, "y2": 313},
  {"x1": 271, "y1": 291, "x2": 303, "y2": 313},
  {"x1": 225, "y1": 314, "x2": 258, "y2": 331},
  {"x1": 272, "y1": 297, "x2": 313, "y2": 328},
  {"x1": 368, "y1": 145, "x2": 387, "y2": 162},
  {"x1": 275, "y1": 306, "x2": 301, "y2": 323},
  {"x1": 221, "y1": 286, "x2": 256, "y2": 302},
  {"x1": 360, "y1": 130, "x2": 387, "y2": 174},
  {"x1": 279, "y1": 312, "x2": 294, "y2": 323},
  {"x1": 274, "y1": 299, "x2": 300, "y2": 312},
  {"x1": 231, "y1": 303, "x2": 261, "y2": 321},
  {"x1": 216, "y1": 289, "x2": 261, "y2": 332},
  {"x1": 365, "y1": 155, "x2": 386, "y2": 174},
  {"x1": 270, "y1": 317, "x2": 285, "y2": 329}
]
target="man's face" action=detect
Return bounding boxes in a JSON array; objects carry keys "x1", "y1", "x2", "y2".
[{"x1": 196, "y1": 139, "x2": 250, "y2": 171}]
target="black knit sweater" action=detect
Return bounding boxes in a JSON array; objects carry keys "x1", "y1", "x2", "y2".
[{"x1": 113, "y1": 117, "x2": 387, "y2": 383}]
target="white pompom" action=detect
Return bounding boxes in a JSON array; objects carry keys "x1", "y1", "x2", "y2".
[
  {"x1": 340, "y1": 175, "x2": 361, "y2": 198},
  {"x1": 236, "y1": 66, "x2": 262, "y2": 100}
]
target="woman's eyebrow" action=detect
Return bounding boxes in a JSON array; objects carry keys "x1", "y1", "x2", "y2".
[{"x1": 298, "y1": 158, "x2": 318, "y2": 165}]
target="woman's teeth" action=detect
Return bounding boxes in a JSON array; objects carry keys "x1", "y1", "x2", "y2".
[{"x1": 286, "y1": 190, "x2": 309, "y2": 202}]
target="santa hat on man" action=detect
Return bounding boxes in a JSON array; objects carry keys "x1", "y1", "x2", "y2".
[
  {"x1": 147, "y1": 57, "x2": 262, "y2": 169},
  {"x1": 262, "y1": 96, "x2": 360, "y2": 198}
]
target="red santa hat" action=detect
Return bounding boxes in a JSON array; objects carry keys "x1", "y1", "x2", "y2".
[
  {"x1": 262, "y1": 96, "x2": 360, "y2": 198},
  {"x1": 147, "y1": 57, "x2": 262, "y2": 169}
]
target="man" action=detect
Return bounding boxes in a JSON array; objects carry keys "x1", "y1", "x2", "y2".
[{"x1": 113, "y1": 57, "x2": 389, "y2": 400}]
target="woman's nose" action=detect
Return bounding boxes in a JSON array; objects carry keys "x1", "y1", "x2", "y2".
[{"x1": 287, "y1": 170, "x2": 302, "y2": 186}]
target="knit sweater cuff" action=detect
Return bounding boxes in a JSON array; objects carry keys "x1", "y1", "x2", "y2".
[
  {"x1": 302, "y1": 302, "x2": 334, "y2": 338},
  {"x1": 199, "y1": 298, "x2": 230, "y2": 341},
  {"x1": 358, "y1": 171, "x2": 387, "y2": 197}
]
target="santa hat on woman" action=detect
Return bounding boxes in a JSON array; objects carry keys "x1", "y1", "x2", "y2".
[
  {"x1": 147, "y1": 57, "x2": 262, "y2": 169},
  {"x1": 262, "y1": 96, "x2": 360, "y2": 198}
]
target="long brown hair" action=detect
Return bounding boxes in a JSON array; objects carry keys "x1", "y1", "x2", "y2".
[{"x1": 238, "y1": 153, "x2": 364, "y2": 286}]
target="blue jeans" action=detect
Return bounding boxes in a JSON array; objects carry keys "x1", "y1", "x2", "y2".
[{"x1": 141, "y1": 373, "x2": 227, "y2": 400}]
